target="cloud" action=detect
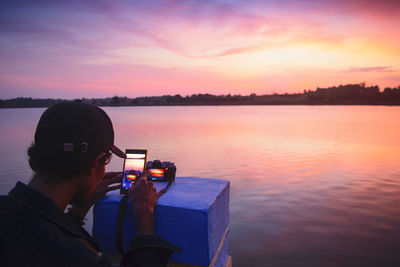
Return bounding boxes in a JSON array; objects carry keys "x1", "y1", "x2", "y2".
[
  {"x1": 272, "y1": 0, "x2": 400, "y2": 16},
  {"x1": 1, "y1": 0, "x2": 399, "y2": 98},
  {"x1": 333, "y1": 0, "x2": 400, "y2": 14},
  {"x1": 105, "y1": 5, "x2": 346, "y2": 59},
  {"x1": 0, "y1": 19, "x2": 76, "y2": 44},
  {"x1": 345, "y1": 66, "x2": 394, "y2": 73},
  {"x1": 384, "y1": 76, "x2": 400, "y2": 82},
  {"x1": 0, "y1": 0, "x2": 388, "y2": 60}
]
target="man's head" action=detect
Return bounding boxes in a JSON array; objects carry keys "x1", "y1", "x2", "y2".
[{"x1": 28, "y1": 102, "x2": 126, "y2": 204}]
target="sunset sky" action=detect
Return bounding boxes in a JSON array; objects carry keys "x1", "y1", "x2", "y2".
[{"x1": 1, "y1": 0, "x2": 399, "y2": 99}]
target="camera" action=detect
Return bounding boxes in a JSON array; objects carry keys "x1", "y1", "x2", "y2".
[{"x1": 146, "y1": 160, "x2": 176, "y2": 182}]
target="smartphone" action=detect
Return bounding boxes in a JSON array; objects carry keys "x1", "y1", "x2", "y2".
[{"x1": 120, "y1": 149, "x2": 147, "y2": 194}]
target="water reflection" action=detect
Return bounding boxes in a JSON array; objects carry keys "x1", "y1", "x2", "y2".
[{"x1": 1, "y1": 106, "x2": 400, "y2": 266}]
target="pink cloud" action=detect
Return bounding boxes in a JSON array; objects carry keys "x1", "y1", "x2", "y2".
[
  {"x1": 345, "y1": 66, "x2": 394, "y2": 73},
  {"x1": 1, "y1": 0, "x2": 399, "y2": 98}
]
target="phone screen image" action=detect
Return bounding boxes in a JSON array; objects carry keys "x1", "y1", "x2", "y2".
[{"x1": 120, "y1": 149, "x2": 147, "y2": 194}]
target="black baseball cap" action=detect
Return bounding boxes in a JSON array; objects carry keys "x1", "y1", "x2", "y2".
[{"x1": 34, "y1": 102, "x2": 126, "y2": 158}]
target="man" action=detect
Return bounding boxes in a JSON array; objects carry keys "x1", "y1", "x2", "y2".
[{"x1": 0, "y1": 102, "x2": 180, "y2": 266}]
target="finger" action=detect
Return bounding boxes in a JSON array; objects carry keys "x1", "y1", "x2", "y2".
[
  {"x1": 106, "y1": 182, "x2": 121, "y2": 188},
  {"x1": 103, "y1": 174, "x2": 123, "y2": 185},
  {"x1": 137, "y1": 176, "x2": 147, "y2": 186},
  {"x1": 130, "y1": 177, "x2": 143, "y2": 189},
  {"x1": 130, "y1": 180, "x2": 138, "y2": 188},
  {"x1": 128, "y1": 181, "x2": 136, "y2": 195},
  {"x1": 146, "y1": 181, "x2": 154, "y2": 193},
  {"x1": 130, "y1": 176, "x2": 147, "y2": 192},
  {"x1": 141, "y1": 174, "x2": 148, "y2": 182},
  {"x1": 107, "y1": 185, "x2": 121, "y2": 192},
  {"x1": 103, "y1": 172, "x2": 123, "y2": 180}
]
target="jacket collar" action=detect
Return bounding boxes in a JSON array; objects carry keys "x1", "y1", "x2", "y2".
[{"x1": 8, "y1": 181, "x2": 94, "y2": 242}]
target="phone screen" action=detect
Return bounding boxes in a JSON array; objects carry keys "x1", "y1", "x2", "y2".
[{"x1": 120, "y1": 149, "x2": 147, "y2": 194}]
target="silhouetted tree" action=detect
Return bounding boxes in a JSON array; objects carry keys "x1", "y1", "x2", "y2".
[{"x1": 112, "y1": 96, "x2": 120, "y2": 105}]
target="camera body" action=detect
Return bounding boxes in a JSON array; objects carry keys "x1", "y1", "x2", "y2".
[{"x1": 146, "y1": 160, "x2": 176, "y2": 182}]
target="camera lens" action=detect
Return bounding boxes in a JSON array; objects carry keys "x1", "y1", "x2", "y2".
[{"x1": 152, "y1": 160, "x2": 162, "y2": 169}]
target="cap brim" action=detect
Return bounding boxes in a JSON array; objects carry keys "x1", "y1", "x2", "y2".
[{"x1": 111, "y1": 145, "x2": 126, "y2": 158}]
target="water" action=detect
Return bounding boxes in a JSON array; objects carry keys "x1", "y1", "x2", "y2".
[{"x1": 1, "y1": 106, "x2": 400, "y2": 266}]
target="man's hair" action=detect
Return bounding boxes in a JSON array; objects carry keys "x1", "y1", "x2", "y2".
[{"x1": 27, "y1": 143, "x2": 97, "y2": 182}]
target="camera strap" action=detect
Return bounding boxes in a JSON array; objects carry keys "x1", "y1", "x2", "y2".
[
  {"x1": 116, "y1": 195, "x2": 129, "y2": 255},
  {"x1": 115, "y1": 180, "x2": 174, "y2": 256},
  {"x1": 156, "y1": 179, "x2": 173, "y2": 198}
]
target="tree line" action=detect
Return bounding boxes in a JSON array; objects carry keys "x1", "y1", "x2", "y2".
[{"x1": 1, "y1": 83, "x2": 400, "y2": 108}]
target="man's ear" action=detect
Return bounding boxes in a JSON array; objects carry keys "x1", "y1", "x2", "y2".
[{"x1": 94, "y1": 152, "x2": 106, "y2": 168}]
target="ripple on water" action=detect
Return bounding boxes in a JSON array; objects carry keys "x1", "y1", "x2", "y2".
[{"x1": 1, "y1": 106, "x2": 400, "y2": 266}]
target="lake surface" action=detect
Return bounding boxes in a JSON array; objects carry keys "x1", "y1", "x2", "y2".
[{"x1": 1, "y1": 106, "x2": 400, "y2": 266}]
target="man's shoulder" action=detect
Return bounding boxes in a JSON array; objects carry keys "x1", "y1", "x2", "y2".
[
  {"x1": 0, "y1": 195, "x2": 112, "y2": 266},
  {"x1": 0, "y1": 195, "x2": 26, "y2": 236},
  {"x1": 0, "y1": 194, "x2": 22, "y2": 209},
  {"x1": 0, "y1": 194, "x2": 25, "y2": 218}
]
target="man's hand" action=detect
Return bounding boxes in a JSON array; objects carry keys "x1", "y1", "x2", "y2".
[
  {"x1": 68, "y1": 172, "x2": 122, "y2": 223},
  {"x1": 90, "y1": 172, "x2": 122, "y2": 204},
  {"x1": 128, "y1": 176, "x2": 157, "y2": 234}
]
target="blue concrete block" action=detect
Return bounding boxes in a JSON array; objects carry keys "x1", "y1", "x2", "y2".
[
  {"x1": 93, "y1": 177, "x2": 230, "y2": 266},
  {"x1": 214, "y1": 232, "x2": 229, "y2": 267}
]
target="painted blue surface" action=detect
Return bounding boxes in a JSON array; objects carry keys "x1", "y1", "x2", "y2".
[
  {"x1": 93, "y1": 177, "x2": 230, "y2": 266},
  {"x1": 214, "y1": 232, "x2": 229, "y2": 267}
]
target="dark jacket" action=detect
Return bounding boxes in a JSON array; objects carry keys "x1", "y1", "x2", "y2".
[{"x1": 0, "y1": 182, "x2": 180, "y2": 267}]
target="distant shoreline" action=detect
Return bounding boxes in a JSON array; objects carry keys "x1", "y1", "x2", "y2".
[
  {"x1": 1, "y1": 83, "x2": 399, "y2": 108},
  {"x1": 2, "y1": 103, "x2": 400, "y2": 110}
]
